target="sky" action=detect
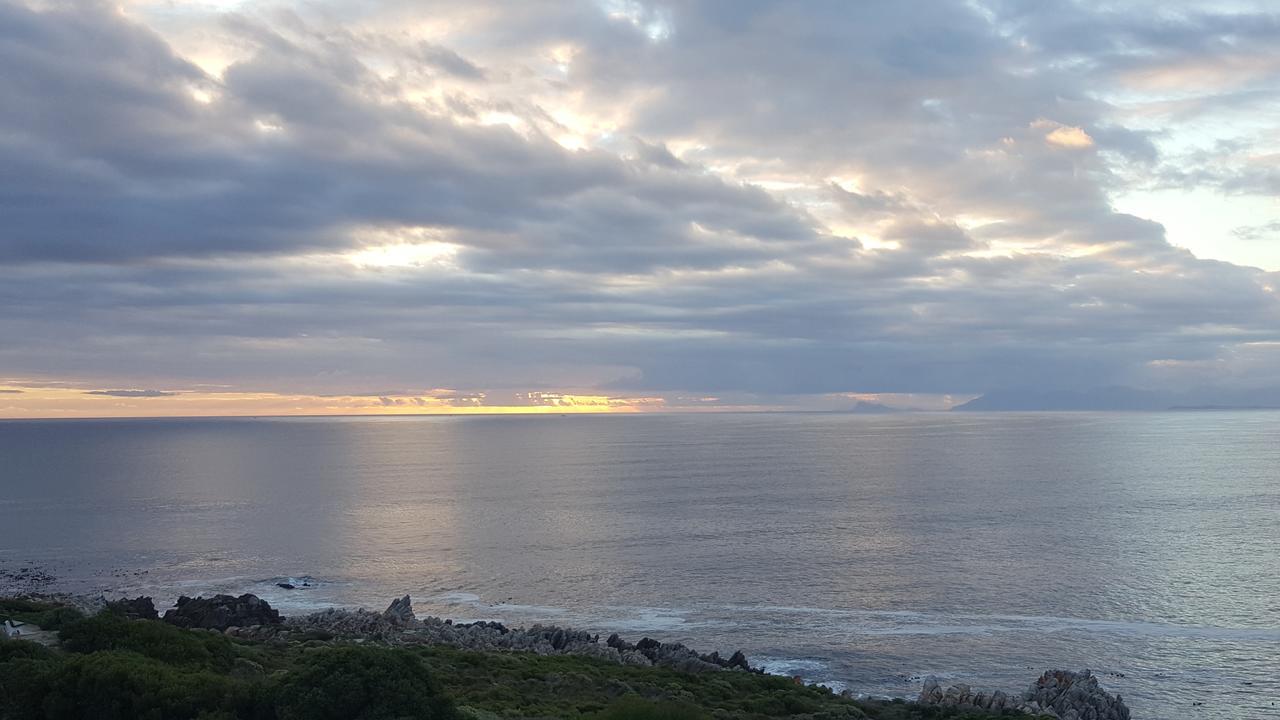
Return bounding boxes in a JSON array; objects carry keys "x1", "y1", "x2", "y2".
[{"x1": 1, "y1": 0, "x2": 1279, "y2": 417}]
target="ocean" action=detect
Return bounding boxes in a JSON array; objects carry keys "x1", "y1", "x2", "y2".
[{"x1": 1, "y1": 412, "x2": 1277, "y2": 719}]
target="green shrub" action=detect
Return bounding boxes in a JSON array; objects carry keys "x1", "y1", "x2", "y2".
[
  {"x1": 58, "y1": 613, "x2": 237, "y2": 671},
  {"x1": 275, "y1": 645, "x2": 458, "y2": 720},
  {"x1": 35, "y1": 651, "x2": 266, "y2": 720},
  {"x1": 0, "y1": 599, "x2": 51, "y2": 616},
  {"x1": 0, "y1": 640, "x2": 63, "y2": 719},
  {"x1": 0, "y1": 638, "x2": 57, "y2": 663},
  {"x1": 594, "y1": 696, "x2": 708, "y2": 720},
  {"x1": 0, "y1": 599, "x2": 84, "y2": 631},
  {"x1": 28, "y1": 608, "x2": 85, "y2": 632}
]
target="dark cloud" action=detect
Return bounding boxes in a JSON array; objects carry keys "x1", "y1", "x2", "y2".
[
  {"x1": 0, "y1": 2, "x2": 804, "y2": 267},
  {"x1": 632, "y1": 139, "x2": 687, "y2": 169},
  {"x1": 417, "y1": 42, "x2": 485, "y2": 79}
]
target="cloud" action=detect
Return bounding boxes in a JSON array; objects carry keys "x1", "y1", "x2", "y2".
[
  {"x1": 1234, "y1": 222, "x2": 1280, "y2": 242},
  {"x1": 0, "y1": 1, "x2": 820, "y2": 271},
  {"x1": 417, "y1": 42, "x2": 486, "y2": 80},
  {"x1": 0, "y1": 0, "x2": 1278, "y2": 413},
  {"x1": 85, "y1": 389, "x2": 179, "y2": 398},
  {"x1": 1044, "y1": 125, "x2": 1095, "y2": 149}
]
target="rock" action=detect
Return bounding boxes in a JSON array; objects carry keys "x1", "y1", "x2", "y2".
[
  {"x1": 457, "y1": 620, "x2": 509, "y2": 634},
  {"x1": 620, "y1": 650, "x2": 652, "y2": 666},
  {"x1": 918, "y1": 669, "x2": 1129, "y2": 720},
  {"x1": 280, "y1": 600, "x2": 753, "y2": 676},
  {"x1": 106, "y1": 596, "x2": 159, "y2": 620},
  {"x1": 919, "y1": 678, "x2": 944, "y2": 704},
  {"x1": 1025, "y1": 669, "x2": 1130, "y2": 720},
  {"x1": 635, "y1": 637, "x2": 661, "y2": 662},
  {"x1": 550, "y1": 628, "x2": 568, "y2": 650},
  {"x1": 277, "y1": 583, "x2": 296, "y2": 590},
  {"x1": 293, "y1": 607, "x2": 400, "y2": 639},
  {"x1": 162, "y1": 594, "x2": 281, "y2": 631},
  {"x1": 383, "y1": 595, "x2": 415, "y2": 626},
  {"x1": 944, "y1": 683, "x2": 969, "y2": 704}
]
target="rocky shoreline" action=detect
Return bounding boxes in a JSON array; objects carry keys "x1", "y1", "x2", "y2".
[
  {"x1": 5, "y1": 589, "x2": 1134, "y2": 719},
  {"x1": 37, "y1": 591, "x2": 756, "y2": 676}
]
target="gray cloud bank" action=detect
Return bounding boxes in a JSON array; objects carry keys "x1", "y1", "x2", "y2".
[{"x1": 1, "y1": 0, "x2": 1278, "y2": 405}]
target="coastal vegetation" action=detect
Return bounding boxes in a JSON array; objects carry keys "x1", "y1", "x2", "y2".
[{"x1": 0, "y1": 598, "x2": 1019, "y2": 720}]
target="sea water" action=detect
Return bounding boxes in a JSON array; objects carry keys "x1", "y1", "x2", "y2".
[{"x1": 1, "y1": 412, "x2": 1277, "y2": 719}]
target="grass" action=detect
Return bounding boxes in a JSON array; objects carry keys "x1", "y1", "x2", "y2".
[{"x1": 0, "y1": 598, "x2": 1019, "y2": 720}]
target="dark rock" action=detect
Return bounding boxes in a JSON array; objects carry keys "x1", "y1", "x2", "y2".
[
  {"x1": 162, "y1": 594, "x2": 281, "y2": 631},
  {"x1": 635, "y1": 637, "x2": 661, "y2": 662},
  {"x1": 550, "y1": 628, "x2": 568, "y2": 650},
  {"x1": 106, "y1": 596, "x2": 158, "y2": 620},
  {"x1": 276, "y1": 583, "x2": 296, "y2": 590},
  {"x1": 457, "y1": 620, "x2": 509, "y2": 634},
  {"x1": 652, "y1": 641, "x2": 727, "y2": 673},
  {"x1": 697, "y1": 649, "x2": 752, "y2": 671},
  {"x1": 383, "y1": 595, "x2": 415, "y2": 626}
]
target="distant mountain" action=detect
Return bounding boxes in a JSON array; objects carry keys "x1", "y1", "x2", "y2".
[
  {"x1": 1177, "y1": 386, "x2": 1280, "y2": 409},
  {"x1": 953, "y1": 387, "x2": 1166, "y2": 411},
  {"x1": 1170, "y1": 405, "x2": 1280, "y2": 411},
  {"x1": 954, "y1": 385, "x2": 1280, "y2": 411},
  {"x1": 849, "y1": 401, "x2": 899, "y2": 414}
]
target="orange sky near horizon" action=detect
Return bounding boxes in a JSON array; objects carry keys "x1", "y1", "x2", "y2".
[
  {"x1": 0, "y1": 384, "x2": 672, "y2": 419},
  {"x1": 0, "y1": 382, "x2": 961, "y2": 418}
]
